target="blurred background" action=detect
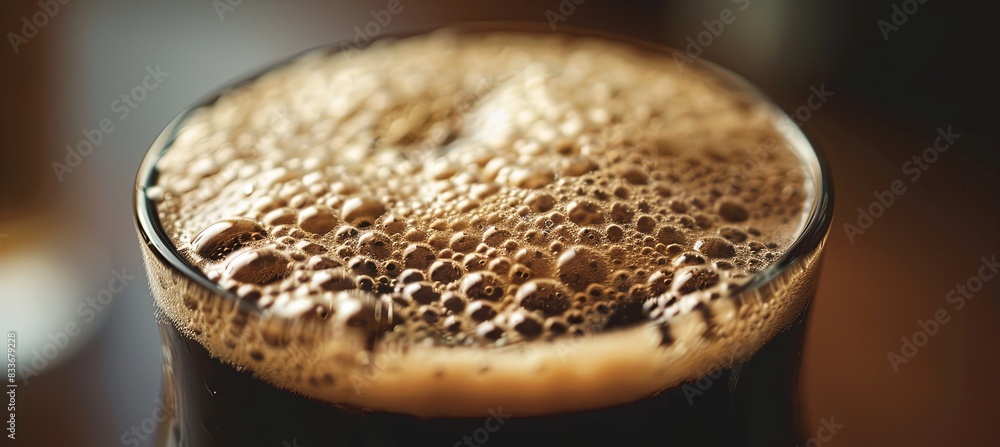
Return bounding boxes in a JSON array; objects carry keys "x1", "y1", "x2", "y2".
[{"x1": 1, "y1": 0, "x2": 997, "y2": 445}]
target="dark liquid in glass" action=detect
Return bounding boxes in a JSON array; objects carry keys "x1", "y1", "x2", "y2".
[{"x1": 157, "y1": 309, "x2": 808, "y2": 447}]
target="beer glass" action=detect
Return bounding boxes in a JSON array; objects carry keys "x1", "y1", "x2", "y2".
[{"x1": 134, "y1": 24, "x2": 833, "y2": 447}]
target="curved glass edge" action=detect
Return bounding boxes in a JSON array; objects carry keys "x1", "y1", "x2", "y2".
[{"x1": 132, "y1": 21, "x2": 835, "y2": 328}]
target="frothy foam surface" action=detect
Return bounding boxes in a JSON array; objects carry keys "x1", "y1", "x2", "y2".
[{"x1": 145, "y1": 30, "x2": 818, "y2": 416}]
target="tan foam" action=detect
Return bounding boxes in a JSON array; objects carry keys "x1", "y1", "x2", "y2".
[{"x1": 143, "y1": 29, "x2": 819, "y2": 417}]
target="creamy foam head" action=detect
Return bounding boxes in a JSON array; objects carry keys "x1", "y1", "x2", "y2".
[{"x1": 145, "y1": 29, "x2": 818, "y2": 416}]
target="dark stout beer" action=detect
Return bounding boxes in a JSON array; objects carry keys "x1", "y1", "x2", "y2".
[{"x1": 136, "y1": 27, "x2": 830, "y2": 447}]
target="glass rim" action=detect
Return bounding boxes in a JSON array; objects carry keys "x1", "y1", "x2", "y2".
[{"x1": 133, "y1": 21, "x2": 834, "y2": 322}]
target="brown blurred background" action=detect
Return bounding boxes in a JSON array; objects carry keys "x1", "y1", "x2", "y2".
[{"x1": 1, "y1": 1, "x2": 997, "y2": 446}]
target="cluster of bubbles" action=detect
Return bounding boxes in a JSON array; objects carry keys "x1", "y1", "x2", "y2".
[{"x1": 151, "y1": 31, "x2": 809, "y2": 356}]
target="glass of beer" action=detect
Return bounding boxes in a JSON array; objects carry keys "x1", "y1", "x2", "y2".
[{"x1": 134, "y1": 24, "x2": 833, "y2": 447}]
